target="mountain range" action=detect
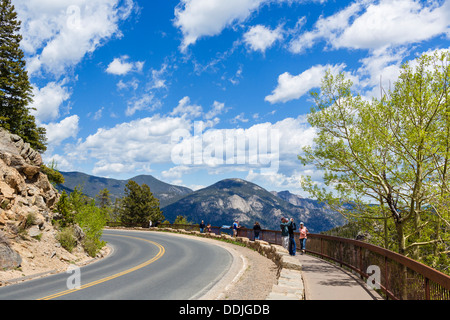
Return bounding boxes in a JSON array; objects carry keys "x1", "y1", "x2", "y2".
[
  {"x1": 58, "y1": 171, "x2": 193, "y2": 208},
  {"x1": 58, "y1": 172, "x2": 347, "y2": 233}
]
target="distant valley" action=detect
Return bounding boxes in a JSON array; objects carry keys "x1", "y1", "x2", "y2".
[{"x1": 58, "y1": 172, "x2": 347, "y2": 233}]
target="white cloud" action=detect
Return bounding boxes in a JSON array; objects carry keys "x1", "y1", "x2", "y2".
[
  {"x1": 92, "y1": 162, "x2": 134, "y2": 176},
  {"x1": 161, "y1": 165, "x2": 193, "y2": 180},
  {"x1": 246, "y1": 169, "x2": 306, "y2": 194},
  {"x1": 30, "y1": 80, "x2": 71, "y2": 123},
  {"x1": 335, "y1": 0, "x2": 450, "y2": 50},
  {"x1": 149, "y1": 63, "x2": 169, "y2": 90},
  {"x1": 356, "y1": 47, "x2": 406, "y2": 98},
  {"x1": 170, "y1": 116, "x2": 316, "y2": 176},
  {"x1": 265, "y1": 64, "x2": 346, "y2": 104},
  {"x1": 106, "y1": 56, "x2": 144, "y2": 75},
  {"x1": 42, "y1": 153, "x2": 75, "y2": 172},
  {"x1": 71, "y1": 116, "x2": 192, "y2": 175},
  {"x1": 117, "y1": 79, "x2": 140, "y2": 91},
  {"x1": 126, "y1": 93, "x2": 161, "y2": 116},
  {"x1": 231, "y1": 113, "x2": 249, "y2": 123},
  {"x1": 64, "y1": 114, "x2": 316, "y2": 178},
  {"x1": 289, "y1": 0, "x2": 450, "y2": 54},
  {"x1": 289, "y1": 0, "x2": 365, "y2": 54},
  {"x1": 174, "y1": 0, "x2": 267, "y2": 51},
  {"x1": 243, "y1": 24, "x2": 284, "y2": 53},
  {"x1": 90, "y1": 107, "x2": 105, "y2": 121},
  {"x1": 43, "y1": 115, "x2": 80, "y2": 146},
  {"x1": 15, "y1": 0, "x2": 135, "y2": 77},
  {"x1": 205, "y1": 101, "x2": 227, "y2": 120},
  {"x1": 171, "y1": 96, "x2": 203, "y2": 118}
]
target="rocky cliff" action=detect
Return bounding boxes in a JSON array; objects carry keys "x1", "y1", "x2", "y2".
[{"x1": 0, "y1": 128, "x2": 93, "y2": 284}]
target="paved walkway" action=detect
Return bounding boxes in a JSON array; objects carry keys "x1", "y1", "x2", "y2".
[{"x1": 297, "y1": 253, "x2": 382, "y2": 300}]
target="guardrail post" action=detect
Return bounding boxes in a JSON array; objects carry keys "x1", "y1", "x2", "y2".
[
  {"x1": 359, "y1": 246, "x2": 363, "y2": 280},
  {"x1": 425, "y1": 277, "x2": 430, "y2": 300},
  {"x1": 384, "y1": 256, "x2": 389, "y2": 300}
]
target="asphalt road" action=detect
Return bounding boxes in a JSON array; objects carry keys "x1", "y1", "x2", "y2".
[{"x1": 0, "y1": 229, "x2": 233, "y2": 300}]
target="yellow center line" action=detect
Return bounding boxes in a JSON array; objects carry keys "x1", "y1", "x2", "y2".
[{"x1": 37, "y1": 234, "x2": 165, "y2": 300}]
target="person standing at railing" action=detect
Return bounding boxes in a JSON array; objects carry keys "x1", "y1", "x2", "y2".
[
  {"x1": 199, "y1": 220, "x2": 205, "y2": 233},
  {"x1": 299, "y1": 222, "x2": 309, "y2": 254},
  {"x1": 280, "y1": 218, "x2": 291, "y2": 251},
  {"x1": 288, "y1": 218, "x2": 297, "y2": 256},
  {"x1": 253, "y1": 221, "x2": 261, "y2": 240},
  {"x1": 233, "y1": 220, "x2": 239, "y2": 237}
]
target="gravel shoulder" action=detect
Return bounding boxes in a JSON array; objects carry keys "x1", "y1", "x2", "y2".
[{"x1": 216, "y1": 244, "x2": 279, "y2": 300}]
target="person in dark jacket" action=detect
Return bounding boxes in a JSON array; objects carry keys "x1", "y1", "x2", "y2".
[
  {"x1": 253, "y1": 221, "x2": 262, "y2": 240},
  {"x1": 199, "y1": 220, "x2": 205, "y2": 233},
  {"x1": 288, "y1": 218, "x2": 297, "y2": 256},
  {"x1": 280, "y1": 217, "x2": 291, "y2": 251}
]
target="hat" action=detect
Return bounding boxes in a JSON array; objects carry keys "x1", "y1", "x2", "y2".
[{"x1": 300, "y1": 222, "x2": 304, "y2": 225}]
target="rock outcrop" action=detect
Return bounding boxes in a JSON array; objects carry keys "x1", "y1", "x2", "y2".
[
  {"x1": 0, "y1": 129, "x2": 58, "y2": 232},
  {"x1": 0, "y1": 128, "x2": 59, "y2": 270},
  {"x1": 0, "y1": 128, "x2": 95, "y2": 283}
]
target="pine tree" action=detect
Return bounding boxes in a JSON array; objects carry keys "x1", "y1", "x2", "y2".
[
  {"x1": 0, "y1": 0, "x2": 46, "y2": 152},
  {"x1": 119, "y1": 181, "x2": 164, "y2": 225}
]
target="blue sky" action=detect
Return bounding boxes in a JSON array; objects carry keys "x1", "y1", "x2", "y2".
[{"x1": 13, "y1": 0, "x2": 450, "y2": 195}]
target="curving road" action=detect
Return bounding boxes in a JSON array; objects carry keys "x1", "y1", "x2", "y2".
[{"x1": 0, "y1": 229, "x2": 233, "y2": 300}]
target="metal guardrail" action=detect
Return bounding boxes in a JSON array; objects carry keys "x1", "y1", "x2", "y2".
[{"x1": 106, "y1": 222, "x2": 450, "y2": 300}]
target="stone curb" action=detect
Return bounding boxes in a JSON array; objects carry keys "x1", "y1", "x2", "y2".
[{"x1": 124, "y1": 226, "x2": 305, "y2": 300}]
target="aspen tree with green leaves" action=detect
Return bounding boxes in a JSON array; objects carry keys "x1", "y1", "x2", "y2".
[{"x1": 300, "y1": 51, "x2": 450, "y2": 274}]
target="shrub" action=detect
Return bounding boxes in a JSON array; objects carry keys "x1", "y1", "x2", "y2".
[
  {"x1": 82, "y1": 237, "x2": 105, "y2": 258},
  {"x1": 25, "y1": 213, "x2": 36, "y2": 229},
  {"x1": 57, "y1": 227, "x2": 77, "y2": 253}
]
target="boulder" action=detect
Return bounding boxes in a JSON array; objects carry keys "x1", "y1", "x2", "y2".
[{"x1": 0, "y1": 243, "x2": 22, "y2": 270}]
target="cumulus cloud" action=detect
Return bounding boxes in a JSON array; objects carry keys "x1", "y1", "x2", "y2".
[
  {"x1": 265, "y1": 64, "x2": 346, "y2": 104},
  {"x1": 106, "y1": 56, "x2": 144, "y2": 75},
  {"x1": 243, "y1": 24, "x2": 284, "y2": 53},
  {"x1": 43, "y1": 115, "x2": 80, "y2": 146},
  {"x1": 335, "y1": 0, "x2": 450, "y2": 50},
  {"x1": 126, "y1": 93, "x2": 161, "y2": 116},
  {"x1": 171, "y1": 96, "x2": 203, "y2": 118},
  {"x1": 71, "y1": 116, "x2": 192, "y2": 175},
  {"x1": 289, "y1": 0, "x2": 450, "y2": 54},
  {"x1": 65, "y1": 113, "x2": 316, "y2": 177},
  {"x1": 30, "y1": 80, "x2": 71, "y2": 123},
  {"x1": 15, "y1": 0, "x2": 135, "y2": 77},
  {"x1": 205, "y1": 101, "x2": 227, "y2": 120},
  {"x1": 289, "y1": 0, "x2": 364, "y2": 54},
  {"x1": 174, "y1": 0, "x2": 267, "y2": 51}
]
